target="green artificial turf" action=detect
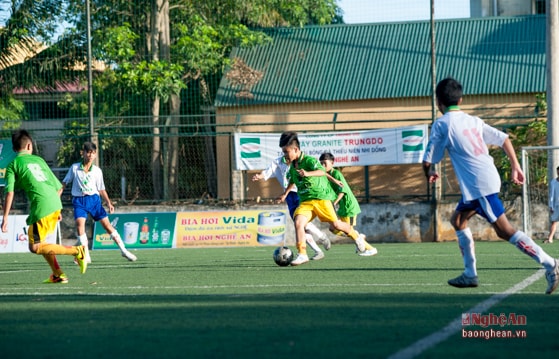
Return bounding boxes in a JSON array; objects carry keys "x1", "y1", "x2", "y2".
[{"x1": 1, "y1": 242, "x2": 558, "y2": 358}]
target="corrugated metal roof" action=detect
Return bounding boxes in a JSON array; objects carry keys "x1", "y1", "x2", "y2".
[{"x1": 215, "y1": 15, "x2": 545, "y2": 107}]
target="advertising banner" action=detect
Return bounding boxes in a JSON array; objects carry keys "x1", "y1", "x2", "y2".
[
  {"x1": 175, "y1": 210, "x2": 287, "y2": 248},
  {"x1": 93, "y1": 210, "x2": 288, "y2": 250},
  {"x1": 93, "y1": 212, "x2": 176, "y2": 250},
  {"x1": 0, "y1": 215, "x2": 58, "y2": 253},
  {"x1": 234, "y1": 125, "x2": 428, "y2": 170}
]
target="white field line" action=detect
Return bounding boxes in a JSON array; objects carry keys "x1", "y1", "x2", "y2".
[
  {"x1": 386, "y1": 269, "x2": 546, "y2": 359},
  {"x1": 0, "y1": 282, "x2": 546, "y2": 296},
  {"x1": 0, "y1": 282, "x2": 446, "y2": 295}
]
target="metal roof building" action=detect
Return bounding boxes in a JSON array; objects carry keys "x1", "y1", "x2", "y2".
[
  {"x1": 216, "y1": 15, "x2": 545, "y2": 107},
  {"x1": 214, "y1": 15, "x2": 546, "y2": 200}
]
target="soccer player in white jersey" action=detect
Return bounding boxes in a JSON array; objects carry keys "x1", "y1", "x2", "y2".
[
  {"x1": 422, "y1": 77, "x2": 559, "y2": 294},
  {"x1": 63, "y1": 142, "x2": 137, "y2": 263}
]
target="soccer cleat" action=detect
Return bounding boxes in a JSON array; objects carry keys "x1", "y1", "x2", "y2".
[
  {"x1": 545, "y1": 259, "x2": 559, "y2": 295},
  {"x1": 75, "y1": 245, "x2": 88, "y2": 274},
  {"x1": 43, "y1": 273, "x2": 68, "y2": 284},
  {"x1": 122, "y1": 250, "x2": 137, "y2": 262},
  {"x1": 448, "y1": 273, "x2": 479, "y2": 288},
  {"x1": 290, "y1": 254, "x2": 309, "y2": 266},
  {"x1": 355, "y1": 234, "x2": 366, "y2": 253},
  {"x1": 359, "y1": 247, "x2": 378, "y2": 257},
  {"x1": 321, "y1": 236, "x2": 331, "y2": 251},
  {"x1": 74, "y1": 248, "x2": 92, "y2": 265},
  {"x1": 310, "y1": 251, "x2": 325, "y2": 261},
  {"x1": 73, "y1": 257, "x2": 92, "y2": 265}
]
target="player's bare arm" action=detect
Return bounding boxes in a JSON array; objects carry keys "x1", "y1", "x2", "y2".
[
  {"x1": 99, "y1": 190, "x2": 115, "y2": 213},
  {"x1": 326, "y1": 173, "x2": 344, "y2": 188},
  {"x1": 501, "y1": 138, "x2": 524, "y2": 185},
  {"x1": 279, "y1": 183, "x2": 295, "y2": 203},
  {"x1": 1, "y1": 192, "x2": 15, "y2": 233},
  {"x1": 422, "y1": 161, "x2": 439, "y2": 183},
  {"x1": 297, "y1": 169, "x2": 326, "y2": 178}
]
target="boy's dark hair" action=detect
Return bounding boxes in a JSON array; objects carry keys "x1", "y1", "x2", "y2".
[
  {"x1": 436, "y1": 77, "x2": 463, "y2": 107},
  {"x1": 319, "y1": 152, "x2": 335, "y2": 162},
  {"x1": 83, "y1": 141, "x2": 97, "y2": 152},
  {"x1": 12, "y1": 129, "x2": 33, "y2": 152},
  {"x1": 279, "y1": 131, "x2": 300, "y2": 148}
]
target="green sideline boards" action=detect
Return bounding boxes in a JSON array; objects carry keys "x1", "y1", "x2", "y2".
[
  {"x1": 0, "y1": 139, "x2": 17, "y2": 187},
  {"x1": 93, "y1": 212, "x2": 176, "y2": 250}
]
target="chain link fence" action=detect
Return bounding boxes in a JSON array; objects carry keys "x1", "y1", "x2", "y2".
[{"x1": 8, "y1": 111, "x2": 536, "y2": 208}]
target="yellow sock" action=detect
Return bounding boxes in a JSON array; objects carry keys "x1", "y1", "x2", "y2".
[
  {"x1": 36, "y1": 243, "x2": 78, "y2": 256},
  {"x1": 296, "y1": 242, "x2": 307, "y2": 256},
  {"x1": 348, "y1": 229, "x2": 359, "y2": 240},
  {"x1": 332, "y1": 229, "x2": 345, "y2": 236}
]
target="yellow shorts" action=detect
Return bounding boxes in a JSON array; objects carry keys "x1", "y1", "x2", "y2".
[
  {"x1": 338, "y1": 216, "x2": 357, "y2": 227},
  {"x1": 28, "y1": 211, "x2": 60, "y2": 245},
  {"x1": 294, "y1": 199, "x2": 338, "y2": 223}
]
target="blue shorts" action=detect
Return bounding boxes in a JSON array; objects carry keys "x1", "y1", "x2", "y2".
[
  {"x1": 455, "y1": 193, "x2": 505, "y2": 224},
  {"x1": 285, "y1": 191, "x2": 300, "y2": 219},
  {"x1": 72, "y1": 194, "x2": 108, "y2": 221}
]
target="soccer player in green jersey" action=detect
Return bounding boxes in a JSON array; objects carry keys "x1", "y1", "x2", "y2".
[
  {"x1": 280, "y1": 132, "x2": 369, "y2": 266},
  {"x1": 1, "y1": 129, "x2": 87, "y2": 283},
  {"x1": 319, "y1": 152, "x2": 377, "y2": 256}
]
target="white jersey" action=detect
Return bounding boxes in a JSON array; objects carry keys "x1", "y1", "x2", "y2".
[
  {"x1": 423, "y1": 110, "x2": 508, "y2": 201},
  {"x1": 63, "y1": 162, "x2": 106, "y2": 197},
  {"x1": 261, "y1": 156, "x2": 297, "y2": 192}
]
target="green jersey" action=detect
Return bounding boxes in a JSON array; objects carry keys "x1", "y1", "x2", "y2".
[
  {"x1": 287, "y1": 153, "x2": 336, "y2": 202},
  {"x1": 328, "y1": 168, "x2": 361, "y2": 217},
  {"x1": 4, "y1": 153, "x2": 63, "y2": 225}
]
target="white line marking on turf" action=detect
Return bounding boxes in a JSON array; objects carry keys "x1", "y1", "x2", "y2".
[
  {"x1": 0, "y1": 282, "x2": 445, "y2": 295},
  {"x1": 386, "y1": 269, "x2": 545, "y2": 359}
]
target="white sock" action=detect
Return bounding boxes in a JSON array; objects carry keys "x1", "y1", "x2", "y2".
[
  {"x1": 111, "y1": 231, "x2": 127, "y2": 252},
  {"x1": 305, "y1": 233, "x2": 322, "y2": 254},
  {"x1": 77, "y1": 234, "x2": 91, "y2": 261},
  {"x1": 457, "y1": 228, "x2": 477, "y2": 277},
  {"x1": 305, "y1": 222, "x2": 328, "y2": 240},
  {"x1": 77, "y1": 234, "x2": 89, "y2": 248},
  {"x1": 509, "y1": 231, "x2": 555, "y2": 270}
]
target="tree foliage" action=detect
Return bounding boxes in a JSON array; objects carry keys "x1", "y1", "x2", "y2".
[
  {"x1": 490, "y1": 94, "x2": 548, "y2": 199},
  {"x1": 73, "y1": 0, "x2": 340, "y2": 200},
  {"x1": 1, "y1": 0, "x2": 342, "y2": 200},
  {"x1": 0, "y1": 0, "x2": 78, "y2": 93},
  {"x1": 0, "y1": 0, "x2": 72, "y2": 132},
  {"x1": 0, "y1": 95, "x2": 26, "y2": 136}
]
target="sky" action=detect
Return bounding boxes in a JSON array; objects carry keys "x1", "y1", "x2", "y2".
[
  {"x1": 339, "y1": 0, "x2": 471, "y2": 24},
  {"x1": 1, "y1": 1, "x2": 471, "y2": 27}
]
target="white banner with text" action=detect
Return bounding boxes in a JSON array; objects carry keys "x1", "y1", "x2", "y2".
[{"x1": 234, "y1": 125, "x2": 428, "y2": 170}]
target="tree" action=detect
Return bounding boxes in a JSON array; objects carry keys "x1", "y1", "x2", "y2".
[
  {"x1": 2, "y1": 0, "x2": 341, "y2": 200},
  {"x1": 490, "y1": 94, "x2": 548, "y2": 200},
  {"x1": 0, "y1": 96, "x2": 26, "y2": 136},
  {"x1": 0, "y1": 0, "x2": 81, "y2": 132},
  {"x1": 67, "y1": 0, "x2": 341, "y2": 200}
]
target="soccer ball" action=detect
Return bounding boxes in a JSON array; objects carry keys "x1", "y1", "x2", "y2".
[{"x1": 273, "y1": 246, "x2": 294, "y2": 267}]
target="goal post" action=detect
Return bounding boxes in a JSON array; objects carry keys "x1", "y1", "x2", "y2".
[{"x1": 520, "y1": 145, "x2": 559, "y2": 238}]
